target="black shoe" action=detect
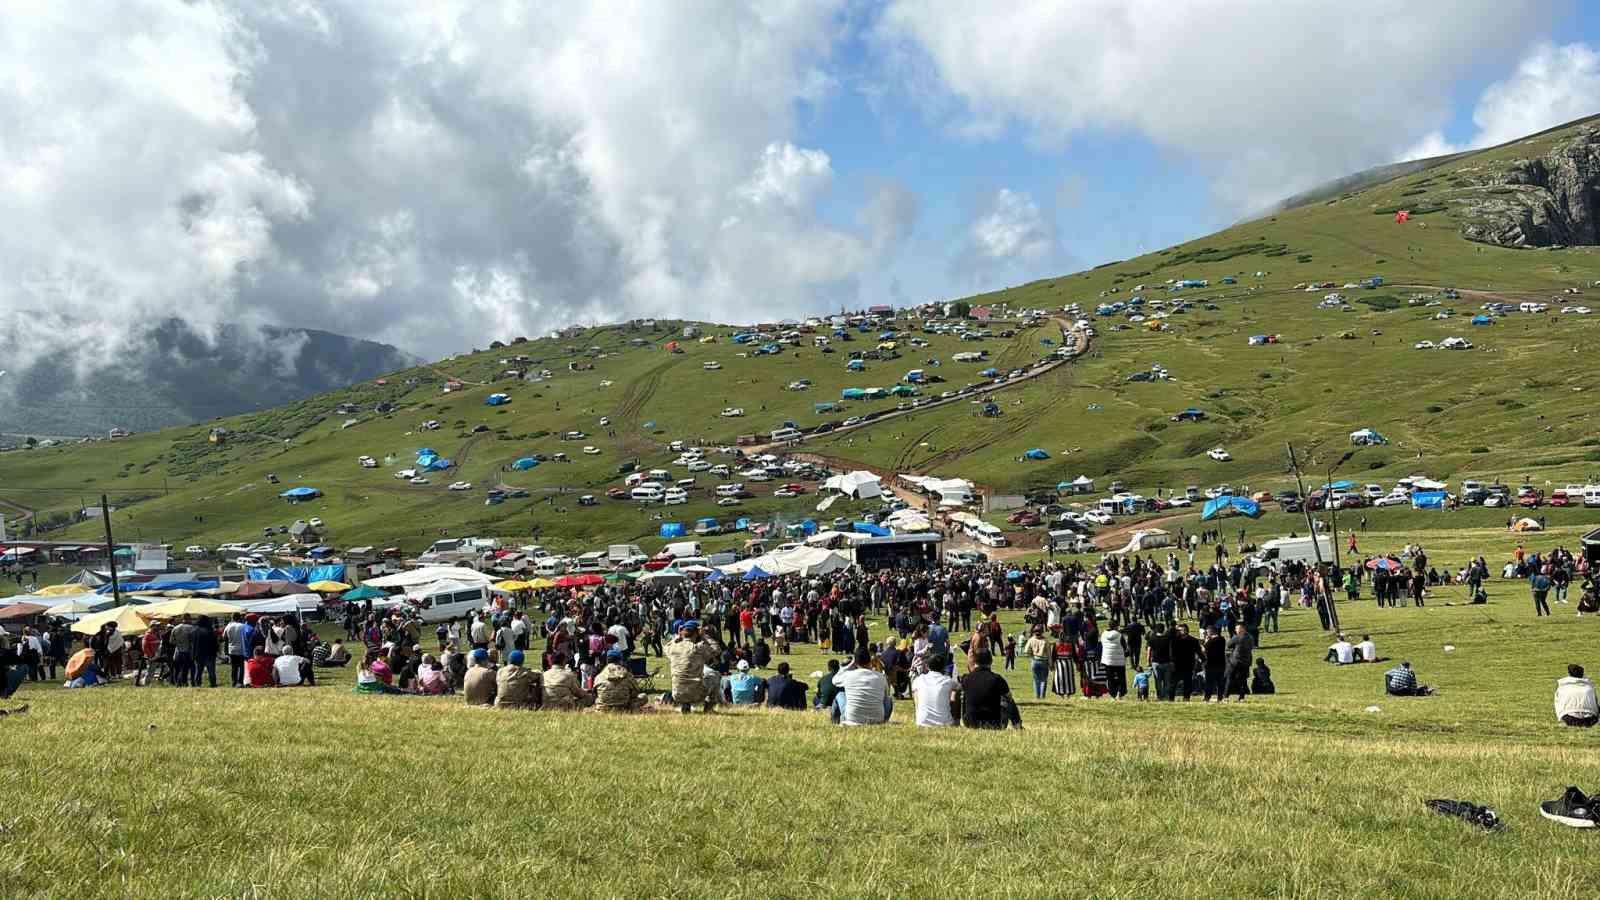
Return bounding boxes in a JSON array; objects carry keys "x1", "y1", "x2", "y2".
[
  {"x1": 1425, "y1": 798, "x2": 1502, "y2": 831},
  {"x1": 1539, "y1": 787, "x2": 1598, "y2": 828}
]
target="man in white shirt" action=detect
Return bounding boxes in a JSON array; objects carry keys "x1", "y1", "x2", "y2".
[
  {"x1": 911, "y1": 654, "x2": 957, "y2": 726},
  {"x1": 1326, "y1": 634, "x2": 1355, "y2": 665},
  {"x1": 831, "y1": 647, "x2": 891, "y2": 725},
  {"x1": 274, "y1": 651, "x2": 310, "y2": 686},
  {"x1": 1100, "y1": 624, "x2": 1128, "y2": 699},
  {"x1": 1356, "y1": 635, "x2": 1377, "y2": 662}
]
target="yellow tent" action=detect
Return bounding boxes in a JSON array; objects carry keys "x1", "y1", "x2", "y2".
[
  {"x1": 308, "y1": 580, "x2": 353, "y2": 593},
  {"x1": 529, "y1": 577, "x2": 558, "y2": 589},
  {"x1": 34, "y1": 584, "x2": 94, "y2": 597},
  {"x1": 136, "y1": 597, "x2": 243, "y2": 619},
  {"x1": 71, "y1": 605, "x2": 149, "y2": 636},
  {"x1": 494, "y1": 580, "x2": 533, "y2": 591}
]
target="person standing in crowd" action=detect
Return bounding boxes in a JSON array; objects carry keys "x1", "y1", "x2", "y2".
[
  {"x1": 224, "y1": 613, "x2": 249, "y2": 687},
  {"x1": 1201, "y1": 626, "x2": 1227, "y2": 702},
  {"x1": 1225, "y1": 624, "x2": 1254, "y2": 701},
  {"x1": 1100, "y1": 620, "x2": 1127, "y2": 700},
  {"x1": 191, "y1": 616, "x2": 219, "y2": 688},
  {"x1": 1024, "y1": 625, "x2": 1052, "y2": 700},
  {"x1": 1531, "y1": 567, "x2": 1553, "y2": 617}
]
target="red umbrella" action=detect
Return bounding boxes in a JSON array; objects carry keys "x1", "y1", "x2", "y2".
[
  {"x1": 554, "y1": 574, "x2": 604, "y2": 587},
  {"x1": 1365, "y1": 556, "x2": 1405, "y2": 571}
]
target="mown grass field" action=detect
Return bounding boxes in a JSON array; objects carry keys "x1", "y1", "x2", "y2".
[{"x1": 3, "y1": 558, "x2": 1598, "y2": 898}]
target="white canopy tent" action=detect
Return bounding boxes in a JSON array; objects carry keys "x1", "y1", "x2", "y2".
[
  {"x1": 363, "y1": 566, "x2": 494, "y2": 588},
  {"x1": 901, "y1": 474, "x2": 975, "y2": 506},
  {"x1": 719, "y1": 547, "x2": 852, "y2": 577},
  {"x1": 1110, "y1": 528, "x2": 1171, "y2": 554},
  {"x1": 822, "y1": 470, "x2": 883, "y2": 499},
  {"x1": 881, "y1": 509, "x2": 933, "y2": 533},
  {"x1": 805, "y1": 530, "x2": 872, "y2": 548}
]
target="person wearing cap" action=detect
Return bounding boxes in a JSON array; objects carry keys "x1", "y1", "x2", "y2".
[
  {"x1": 495, "y1": 649, "x2": 541, "y2": 709},
  {"x1": 665, "y1": 619, "x2": 717, "y2": 713},
  {"x1": 726, "y1": 659, "x2": 764, "y2": 705},
  {"x1": 593, "y1": 648, "x2": 646, "y2": 712},
  {"x1": 463, "y1": 649, "x2": 497, "y2": 706},
  {"x1": 542, "y1": 652, "x2": 591, "y2": 710}
]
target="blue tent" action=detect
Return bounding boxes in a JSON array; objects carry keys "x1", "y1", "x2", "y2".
[
  {"x1": 485, "y1": 393, "x2": 510, "y2": 406},
  {"x1": 307, "y1": 546, "x2": 336, "y2": 558},
  {"x1": 1201, "y1": 495, "x2": 1261, "y2": 520},
  {"x1": 980, "y1": 368, "x2": 1000, "y2": 377},
  {"x1": 706, "y1": 569, "x2": 726, "y2": 582},
  {"x1": 1023, "y1": 448, "x2": 1050, "y2": 460},
  {"x1": 742, "y1": 566, "x2": 773, "y2": 581},
  {"x1": 695, "y1": 517, "x2": 718, "y2": 530},
  {"x1": 416, "y1": 447, "x2": 437, "y2": 457},
  {"x1": 1471, "y1": 314, "x2": 1493, "y2": 325},
  {"x1": 799, "y1": 519, "x2": 818, "y2": 535},
  {"x1": 279, "y1": 487, "x2": 321, "y2": 500},
  {"x1": 846, "y1": 359, "x2": 865, "y2": 371},
  {"x1": 1005, "y1": 570, "x2": 1024, "y2": 581},
  {"x1": 416, "y1": 454, "x2": 452, "y2": 471},
  {"x1": 852, "y1": 522, "x2": 889, "y2": 537},
  {"x1": 1320, "y1": 479, "x2": 1357, "y2": 491},
  {"x1": 1411, "y1": 491, "x2": 1447, "y2": 509},
  {"x1": 733, "y1": 517, "x2": 750, "y2": 531},
  {"x1": 511, "y1": 457, "x2": 539, "y2": 471},
  {"x1": 659, "y1": 522, "x2": 686, "y2": 538}
]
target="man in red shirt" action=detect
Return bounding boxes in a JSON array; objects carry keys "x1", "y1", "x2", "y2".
[
  {"x1": 739, "y1": 605, "x2": 756, "y2": 647},
  {"x1": 138, "y1": 623, "x2": 164, "y2": 686},
  {"x1": 244, "y1": 648, "x2": 277, "y2": 687}
]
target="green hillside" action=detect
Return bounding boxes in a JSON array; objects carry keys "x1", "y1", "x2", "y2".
[{"x1": 3, "y1": 117, "x2": 1600, "y2": 556}]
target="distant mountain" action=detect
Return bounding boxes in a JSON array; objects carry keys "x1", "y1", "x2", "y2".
[{"x1": 0, "y1": 320, "x2": 419, "y2": 436}]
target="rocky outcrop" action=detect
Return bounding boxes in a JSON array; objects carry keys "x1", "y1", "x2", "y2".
[{"x1": 1457, "y1": 126, "x2": 1600, "y2": 248}]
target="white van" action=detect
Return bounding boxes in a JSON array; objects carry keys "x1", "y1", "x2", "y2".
[
  {"x1": 716, "y1": 483, "x2": 744, "y2": 497},
  {"x1": 648, "y1": 469, "x2": 671, "y2": 481},
  {"x1": 573, "y1": 551, "x2": 609, "y2": 573},
  {"x1": 1097, "y1": 498, "x2": 1123, "y2": 516},
  {"x1": 631, "y1": 485, "x2": 664, "y2": 503},
  {"x1": 663, "y1": 487, "x2": 688, "y2": 505},
  {"x1": 771, "y1": 427, "x2": 803, "y2": 442},
  {"x1": 607, "y1": 543, "x2": 646, "y2": 567},
  {"x1": 533, "y1": 556, "x2": 568, "y2": 576},
  {"x1": 625, "y1": 472, "x2": 647, "y2": 487},
  {"x1": 945, "y1": 549, "x2": 986, "y2": 567},
  {"x1": 970, "y1": 522, "x2": 1009, "y2": 548},
  {"x1": 408, "y1": 582, "x2": 488, "y2": 624},
  {"x1": 660, "y1": 540, "x2": 704, "y2": 559},
  {"x1": 1048, "y1": 530, "x2": 1095, "y2": 554},
  {"x1": 1250, "y1": 535, "x2": 1333, "y2": 569},
  {"x1": 1584, "y1": 486, "x2": 1600, "y2": 508}
]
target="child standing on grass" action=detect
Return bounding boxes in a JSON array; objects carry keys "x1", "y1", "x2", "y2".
[
  {"x1": 775, "y1": 626, "x2": 789, "y2": 655},
  {"x1": 1003, "y1": 635, "x2": 1017, "y2": 670},
  {"x1": 1133, "y1": 666, "x2": 1150, "y2": 701}
]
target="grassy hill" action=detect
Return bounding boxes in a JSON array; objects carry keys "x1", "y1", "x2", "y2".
[{"x1": 3, "y1": 117, "x2": 1600, "y2": 557}]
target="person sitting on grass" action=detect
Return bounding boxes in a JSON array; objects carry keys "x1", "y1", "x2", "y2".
[
  {"x1": 831, "y1": 646, "x2": 891, "y2": 725},
  {"x1": 1356, "y1": 634, "x2": 1379, "y2": 663},
  {"x1": 246, "y1": 647, "x2": 278, "y2": 687},
  {"x1": 416, "y1": 655, "x2": 448, "y2": 695},
  {"x1": 960, "y1": 647, "x2": 1020, "y2": 729},
  {"x1": 1325, "y1": 634, "x2": 1356, "y2": 665},
  {"x1": 463, "y1": 649, "x2": 497, "y2": 706},
  {"x1": 1251, "y1": 658, "x2": 1276, "y2": 694},
  {"x1": 764, "y1": 661, "x2": 808, "y2": 710},
  {"x1": 1384, "y1": 661, "x2": 1433, "y2": 697},
  {"x1": 542, "y1": 652, "x2": 591, "y2": 710},
  {"x1": 593, "y1": 648, "x2": 649, "y2": 712},
  {"x1": 725, "y1": 659, "x2": 764, "y2": 705},
  {"x1": 911, "y1": 653, "x2": 957, "y2": 726},
  {"x1": 354, "y1": 650, "x2": 404, "y2": 694},
  {"x1": 273, "y1": 647, "x2": 314, "y2": 687},
  {"x1": 1554, "y1": 664, "x2": 1598, "y2": 727},
  {"x1": 495, "y1": 650, "x2": 542, "y2": 709},
  {"x1": 315, "y1": 639, "x2": 350, "y2": 668}
]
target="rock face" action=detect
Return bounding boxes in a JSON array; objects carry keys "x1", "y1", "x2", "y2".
[{"x1": 1458, "y1": 126, "x2": 1600, "y2": 248}]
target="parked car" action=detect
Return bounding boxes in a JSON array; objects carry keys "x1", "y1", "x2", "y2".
[
  {"x1": 1206, "y1": 447, "x2": 1232, "y2": 462},
  {"x1": 409, "y1": 476, "x2": 430, "y2": 485},
  {"x1": 448, "y1": 481, "x2": 472, "y2": 491}
]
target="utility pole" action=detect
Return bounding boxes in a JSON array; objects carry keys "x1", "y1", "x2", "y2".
[
  {"x1": 101, "y1": 493, "x2": 122, "y2": 607},
  {"x1": 1286, "y1": 444, "x2": 1340, "y2": 632}
]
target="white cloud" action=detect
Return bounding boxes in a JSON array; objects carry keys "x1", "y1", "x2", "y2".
[
  {"x1": 970, "y1": 189, "x2": 1053, "y2": 262},
  {"x1": 875, "y1": 0, "x2": 1563, "y2": 211},
  {"x1": 859, "y1": 179, "x2": 920, "y2": 251},
  {"x1": 0, "y1": 0, "x2": 870, "y2": 372},
  {"x1": 1405, "y1": 42, "x2": 1600, "y2": 160}
]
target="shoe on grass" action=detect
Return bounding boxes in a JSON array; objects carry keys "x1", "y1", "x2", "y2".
[{"x1": 1539, "y1": 787, "x2": 1597, "y2": 828}]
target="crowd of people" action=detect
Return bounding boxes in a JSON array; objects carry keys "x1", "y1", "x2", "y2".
[{"x1": 4, "y1": 538, "x2": 1596, "y2": 729}]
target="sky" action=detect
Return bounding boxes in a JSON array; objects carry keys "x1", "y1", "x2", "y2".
[{"x1": 2, "y1": 0, "x2": 1598, "y2": 367}]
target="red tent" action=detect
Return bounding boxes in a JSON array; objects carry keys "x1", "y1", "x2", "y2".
[
  {"x1": 1395, "y1": 210, "x2": 1410, "y2": 223},
  {"x1": 553, "y1": 574, "x2": 604, "y2": 588}
]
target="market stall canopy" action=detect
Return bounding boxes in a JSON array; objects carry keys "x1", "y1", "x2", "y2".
[
  {"x1": 341, "y1": 585, "x2": 389, "y2": 602},
  {"x1": 493, "y1": 580, "x2": 534, "y2": 592},
  {"x1": 43, "y1": 595, "x2": 111, "y2": 617},
  {"x1": 553, "y1": 574, "x2": 604, "y2": 587},
  {"x1": 307, "y1": 580, "x2": 352, "y2": 593},
  {"x1": 0, "y1": 601, "x2": 48, "y2": 621},
  {"x1": 94, "y1": 577, "x2": 219, "y2": 596},
  {"x1": 233, "y1": 580, "x2": 311, "y2": 599},
  {"x1": 136, "y1": 597, "x2": 244, "y2": 619},
  {"x1": 71, "y1": 605, "x2": 150, "y2": 636}
]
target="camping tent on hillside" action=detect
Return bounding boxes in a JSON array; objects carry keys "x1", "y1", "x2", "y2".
[
  {"x1": 485, "y1": 393, "x2": 510, "y2": 406},
  {"x1": 1023, "y1": 448, "x2": 1050, "y2": 460},
  {"x1": 1110, "y1": 528, "x2": 1172, "y2": 554},
  {"x1": 659, "y1": 522, "x2": 686, "y2": 538},
  {"x1": 822, "y1": 470, "x2": 882, "y2": 500},
  {"x1": 1512, "y1": 517, "x2": 1543, "y2": 532},
  {"x1": 1061, "y1": 475, "x2": 1095, "y2": 494},
  {"x1": 416, "y1": 450, "x2": 453, "y2": 471},
  {"x1": 1471, "y1": 315, "x2": 1494, "y2": 325},
  {"x1": 1349, "y1": 428, "x2": 1388, "y2": 445},
  {"x1": 1201, "y1": 495, "x2": 1261, "y2": 520},
  {"x1": 279, "y1": 487, "x2": 322, "y2": 501},
  {"x1": 511, "y1": 457, "x2": 539, "y2": 470}
]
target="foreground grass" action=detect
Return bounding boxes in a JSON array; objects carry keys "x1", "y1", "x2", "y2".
[{"x1": 3, "y1": 584, "x2": 1598, "y2": 898}]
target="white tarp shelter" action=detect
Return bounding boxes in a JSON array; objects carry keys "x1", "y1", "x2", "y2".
[
  {"x1": 805, "y1": 530, "x2": 871, "y2": 548},
  {"x1": 822, "y1": 470, "x2": 883, "y2": 499},
  {"x1": 719, "y1": 547, "x2": 852, "y2": 576},
  {"x1": 1110, "y1": 528, "x2": 1172, "y2": 554},
  {"x1": 364, "y1": 566, "x2": 494, "y2": 588},
  {"x1": 882, "y1": 509, "x2": 933, "y2": 532}
]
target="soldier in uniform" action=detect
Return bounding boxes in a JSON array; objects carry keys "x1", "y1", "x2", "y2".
[
  {"x1": 593, "y1": 648, "x2": 647, "y2": 712},
  {"x1": 665, "y1": 620, "x2": 717, "y2": 713},
  {"x1": 495, "y1": 650, "x2": 542, "y2": 709},
  {"x1": 542, "y1": 652, "x2": 592, "y2": 710}
]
